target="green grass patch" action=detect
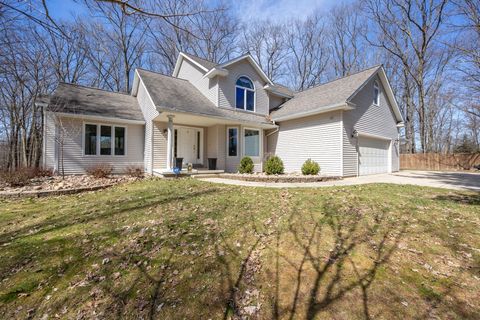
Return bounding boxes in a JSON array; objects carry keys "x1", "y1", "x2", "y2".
[{"x1": 0, "y1": 179, "x2": 479, "y2": 319}]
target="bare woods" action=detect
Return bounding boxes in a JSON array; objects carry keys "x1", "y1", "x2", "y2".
[{"x1": 0, "y1": 0, "x2": 478, "y2": 171}]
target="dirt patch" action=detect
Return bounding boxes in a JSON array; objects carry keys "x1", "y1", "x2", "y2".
[{"x1": 216, "y1": 173, "x2": 341, "y2": 183}]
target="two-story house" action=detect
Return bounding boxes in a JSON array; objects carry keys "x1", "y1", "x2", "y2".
[{"x1": 39, "y1": 52, "x2": 404, "y2": 177}]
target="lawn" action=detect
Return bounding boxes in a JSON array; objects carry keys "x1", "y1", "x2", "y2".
[{"x1": 0, "y1": 178, "x2": 478, "y2": 319}]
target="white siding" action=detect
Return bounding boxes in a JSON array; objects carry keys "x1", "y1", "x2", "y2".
[
  {"x1": 176, "y1": 59, "x2": 218, "y2": 105},
  {"x1": 54, "y1": 117, "x2": 144, "y2": 175},
  {"x1": 136, "y1": 79, "x2": 159, "y2": 173},
  {"x1": 218, "y1": 60, "x2": 270, "y2": 115},
  {"x1": 271, "y1": 111, "x2": 343, "y2": 176},
  {"x1": 206, "y1": 125, "x2": 226, "y2": 170},
  {"x1": 153, "y1": 122, "x2": 167, "y2": 169},
  {"x1": 206, "y1": 124, "x2": 264, "y2": 173},
  {"x1": 343, "y1": 74, "x2": 400, "y2": 176},
  {"x1": 43, "y1": 112, "x2": 57, "y2": 170}
]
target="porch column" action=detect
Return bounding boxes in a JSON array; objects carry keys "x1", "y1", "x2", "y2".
[{"x1": 166, "y1": 115, "x2": 175, "y2": 170}]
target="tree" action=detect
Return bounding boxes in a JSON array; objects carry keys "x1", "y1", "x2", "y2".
[
  {"x1": 239, "y1": 20, "x2": 289, "y2": 82},
  {"x1": 328, "y1": 2, "x2": 369, "y2": 77},
  {"x1": 364, "y1": 0, "x2": 450, "y2": 153},
  {"x1": 286, "y1": 14, "x2": 330, "y2": 90}
]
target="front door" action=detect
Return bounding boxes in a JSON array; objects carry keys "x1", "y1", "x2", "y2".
[{"x1": 175, "y1": 127, "x2": 202, "y2": 166}]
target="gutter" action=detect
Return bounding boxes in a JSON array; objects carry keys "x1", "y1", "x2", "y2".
[
  {"x1": 265, "y1": 121, "x2": 279, "y2": 137},
  {"x1": 52, "y1": 112, "x2": 146, "y2": 125}
]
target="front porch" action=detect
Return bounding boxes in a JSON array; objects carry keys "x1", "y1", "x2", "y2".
[
  {"x1": 152, "y1": 168, "x2": 225, "y2": 177},
  {"x1": 150, "y1": 111, "x2": 276, "y2": 175}
]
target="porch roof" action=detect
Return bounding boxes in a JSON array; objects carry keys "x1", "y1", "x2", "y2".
[{"x1": 137, "y1": 69, "x2": 275, "y2": 128}]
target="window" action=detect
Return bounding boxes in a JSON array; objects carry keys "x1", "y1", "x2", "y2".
[
  {"x1": 114, "y1": 127, "x2": 125, "y2": 155},
  {"x1": 84, "y1": 123, "x2": 126, "y2": 156},
  {"x1": 244, "y1": 129, "x2": 260, "y2": 157},
  {"x1": 235, "y1": 76, "x2": 255, "y2": 111},
  {"x1": 228, "y1": 127, "x2": 238, "y2": 157},
  {"x1": 85, "y1": 124, "x2": 97, "y2": 155},
  {"x1": 197, "y1": 131, "x2": 201, "y2": 159},
  {"x1": 174, "y1": 129, "x2": 178, "y2": 158},
  {"x1": 100, "y1": 126, "x2": 112, "y2": 155},
  {"x1": 374, "y1": 81, "x2": 380, "y2": 105}
]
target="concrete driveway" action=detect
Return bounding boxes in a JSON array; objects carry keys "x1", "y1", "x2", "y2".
[{"x1": 199, "y1": 170, "x2": 480, "y2": 191}]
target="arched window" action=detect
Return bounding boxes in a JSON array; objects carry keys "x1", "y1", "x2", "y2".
[
  {"x1": 235, "y1": 76, "x2": 255, "y2": 111},
  {"x1": 373, "y1": 81, "x2": 380, "y2": 105}
]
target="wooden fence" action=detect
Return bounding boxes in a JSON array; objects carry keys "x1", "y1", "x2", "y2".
[{"x1": 400, "y1": 153, "x2": 480, "y2": 171}]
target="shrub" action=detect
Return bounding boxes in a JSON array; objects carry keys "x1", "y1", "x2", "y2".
[
  {"x1": 124, "y1": 165, "x2": 144, "y2": 178},
  {"x1": 33, "y1": 167, "x2": 54, "y2": 177},
  {"x1": 0, "y1": 169, "x2": 32, "y2": 187},
  {"x1": 87, "y1": 164, "x2": 113, "y2": 178},
  {"x1": 264, "y1": 155, "x2": 284, "y2": 175},
  {"x1": 301, "y1": 159, "x2": 320, "y2": 175},
  {"x1": 238, "y1": 156, "x2": 254, "y2": 174}
]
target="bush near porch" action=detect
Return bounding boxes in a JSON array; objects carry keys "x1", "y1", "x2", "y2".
[{"x1": 0, "y1": 179, "x2": 479, "y2": 319}]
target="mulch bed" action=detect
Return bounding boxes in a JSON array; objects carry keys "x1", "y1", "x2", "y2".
[
  {"x1": 0, "y1": 175, "x2": 139, "y2": 199},
  {"x1": 215, "y1": 173, "x2": 341, "y2": 183}
]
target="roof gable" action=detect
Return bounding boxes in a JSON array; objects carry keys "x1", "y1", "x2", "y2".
[
  {"x1": 172, "y1": 52, "x2": 216, "y2": 77},
  {"x1": 216, "y1": 54, "x2": 274, "y2": 85},
  {"x1": 270, "y1": 66, "x2": 404, "y2": 124}
]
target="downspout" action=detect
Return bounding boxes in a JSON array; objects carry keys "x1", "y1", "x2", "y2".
[{"x1": 265, "y1": 121, "x2": 279, "y2": 166}]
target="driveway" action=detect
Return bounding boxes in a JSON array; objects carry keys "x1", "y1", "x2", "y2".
[{"x1": 199, "y1": 170, "x2": 480, "y2": 191}]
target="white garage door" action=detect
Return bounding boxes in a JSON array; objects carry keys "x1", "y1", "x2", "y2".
[{"x1": 359, "y1": 137, "x2": 390, "y2": 175}]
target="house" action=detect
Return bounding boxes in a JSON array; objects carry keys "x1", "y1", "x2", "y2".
[{"x1": 38, "y1": 52, "x2": 404, "y2": 177}]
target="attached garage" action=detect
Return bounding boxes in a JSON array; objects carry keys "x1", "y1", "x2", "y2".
[{"x1": 358, "y1": 137, "x2": 391, "y2": 176}]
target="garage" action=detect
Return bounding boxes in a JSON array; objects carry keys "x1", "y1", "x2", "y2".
[{"x1": 358, "y1": 137, "x2": 391, "y2": 175}]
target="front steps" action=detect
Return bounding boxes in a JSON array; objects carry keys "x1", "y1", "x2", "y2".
[{"x1": 152, "y1": 168, "x2": 224, "y2": 178}]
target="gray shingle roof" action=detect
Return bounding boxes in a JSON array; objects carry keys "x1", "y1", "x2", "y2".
[
  {"x1": 137, "y1": 69, "x2": 273, "y2": 125},
  {"x1": 270, "y1": 66, "x2": 381, "y2": 120},
  {"x1": 47, "y1": 83, "x2": 144, "y2": 121},
  {"x1": 182, "y1": 52, "x2": 217, "y2": 70}
]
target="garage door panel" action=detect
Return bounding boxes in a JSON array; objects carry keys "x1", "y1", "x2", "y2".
[{"x1": 359, "y1": 137, "x2": 390, "y2": 175}]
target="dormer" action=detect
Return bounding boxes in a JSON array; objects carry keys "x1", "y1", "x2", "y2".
[{"x1": 172, "y1": 52, "x2": 294, "y2": 116}]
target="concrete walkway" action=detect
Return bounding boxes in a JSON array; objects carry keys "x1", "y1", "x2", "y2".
[{"x1": 199, "y1": 170, "x2": 480, "y2": 191}]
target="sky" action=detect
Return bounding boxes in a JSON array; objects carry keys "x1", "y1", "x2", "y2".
[
  {"x1": 230, "y1": 0, "x2": 339, "y2": 22},
  {"x1": 46, "y1": 0, "x2": 343, "y2": 23}
]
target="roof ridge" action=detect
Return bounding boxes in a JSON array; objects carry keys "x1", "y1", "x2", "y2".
[
  {"x1": 58, "y1": 82, "x2": 132, "y2": 96},
  {"x1": 136, "y1": 68, "x2": 189, "y2": 82},
  {"x1": 296, "y1": 65, "x2": 382, "y2": 95}
]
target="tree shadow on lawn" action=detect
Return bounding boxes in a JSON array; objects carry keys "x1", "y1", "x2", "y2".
[
  {"x1": 432, "y1": 192, "x2": 480, "y2": 206},
  {"x1": 270, "y1": 200, "x2": 406, "y2": 320},
  {"x1": 0, "y1": 186, "x2": 220, "y2": 247},
  {"x1": 0, "y1": 185, "x2": 221, "y2": 317}
]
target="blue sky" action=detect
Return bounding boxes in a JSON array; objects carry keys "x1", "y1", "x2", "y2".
[
  {"x1": 230, "y1": 0, "x2": 339, "y2": 22},
  {"x1": 47, "y1": 0, "x2": 343, "y2": 22}
]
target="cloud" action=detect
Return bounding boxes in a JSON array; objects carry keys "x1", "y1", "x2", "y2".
[{"x1": 231, "y1": 0, "x2": 338, "y2": 23}]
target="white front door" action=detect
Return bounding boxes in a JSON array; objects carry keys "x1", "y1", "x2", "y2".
[
  {"x1": 358, "y1": 137, "x2": 391, "y2": 175},
  {"x1": 175, "y1": 127, "x2": 202, "y2": 166}
]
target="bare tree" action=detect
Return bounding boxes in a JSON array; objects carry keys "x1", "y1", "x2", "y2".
[
  {"x1": 84, "y1": 1, "x2": 146, "y2": 92},
  {"x1": 286, "y1": 14, "x2": 330, "y2": 90},
  {"x1": 364, "y1": 0, "x2": 449, "y2": 153},
  {"x1": 239, "y1": 20, "x2": 289, "y2": 82},
  {"x1": 145, "y1": 0, "x2": 236, "y2": 74},
  {"x1": 328, "y1": 2, "x2": 369, "y2": 77}
]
